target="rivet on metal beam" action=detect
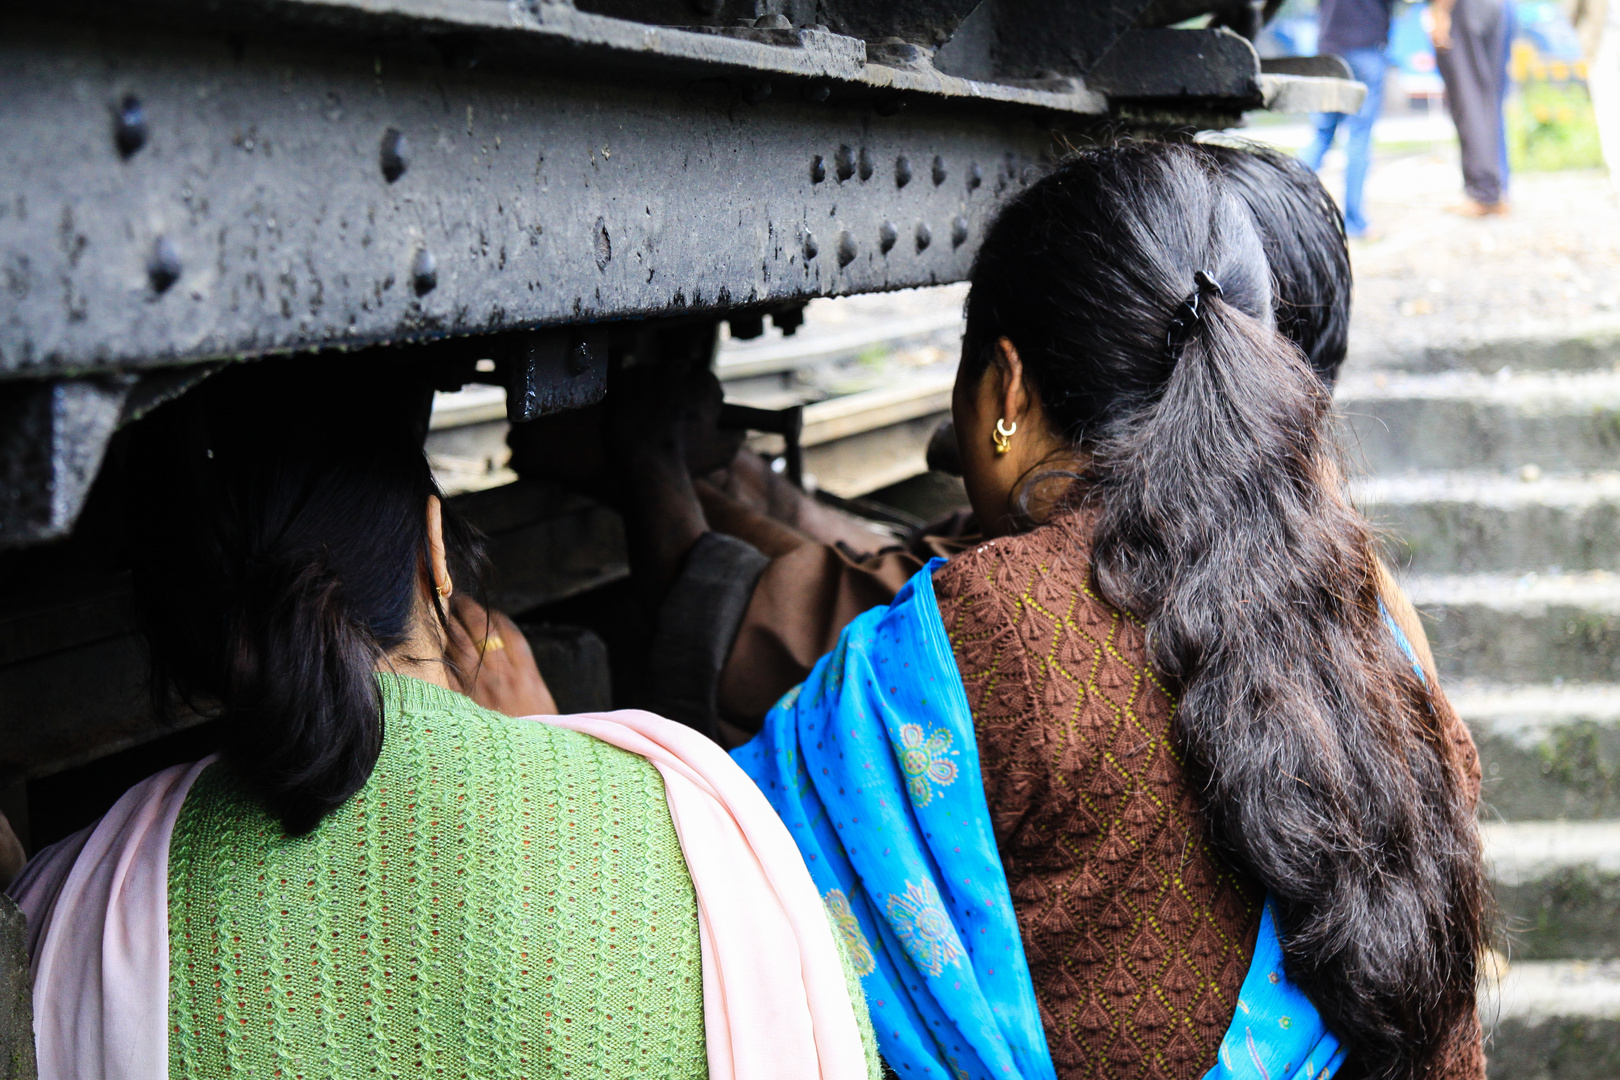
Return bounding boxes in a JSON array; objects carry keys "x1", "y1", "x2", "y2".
[
  {"x1": 931, "y1": 156, "x2": 947, "y2": 186},
  {"x1": 147, "y1": 236, "x2": 181, "y2": 293},
  {"x1": 951, "y1": 216, "x2": 969, "y2": 249},
  {"x1": 380, "y1": 128, "x2": 409, "y2": 183},
  {"x1": 743, "y1": 79, "x2": 772, "y2": 105},
  {"x1": 879, "y1": 221, "x2": 898, "y2": 254},
  {"x1": 857, "y1": 148, "x2": 873, "y2": 182},
  {"x1": 753, "y1": 13, "x2": 791, "y2": 28},
  {"x1": 803, "y1": 232, "x2": 819, "y2": 260},
  {"x1": 836, "y1": 231, "x2": 856, "y2": 268},
  {"x1": 810, "y1": 156, "x2": 826, "y2": 184},
  {"x1": 412, "y1": 248, "x2": 437, "y2": 295},
  {"x1": 915, "y1": 222, "x2": 931, "y2": 252},
  {"x1": 803, "y1": 81, "x2": 832, "y2": 103},
  {"x1": 967, "y1": 163, "x2": 983, "y2": 192},
  {"x1": 113, "y1": 96, "x2": 147, "y2": 159},
  {"x1": 594, "y1": 217, "x2": 612, "y2": 272},
  {"x1": 895, "y1": 156, "x2": 911, "y2": 188},
  {"x1": 834, "y1": 145, "x2": 855, "y2": 183}
]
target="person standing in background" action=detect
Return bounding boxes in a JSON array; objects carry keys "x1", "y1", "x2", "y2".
[
  {"x1": 1303, "y1": 0, "x2": 1395, "y2": 239},
  {"x1": 1432, "y1": 0, "x2": 1514, "y2": 214}
]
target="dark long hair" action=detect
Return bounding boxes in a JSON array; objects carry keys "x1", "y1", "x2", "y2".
[
  {"x1": 963, "y1": 144, "x2": 1487, "y2": 1080},
  {"x1": 127, "y1": 358, "x2": 486, "y2": 835},
  {"x1": 1201, "y1": 137, "x2": 1352, "y2": 385}
]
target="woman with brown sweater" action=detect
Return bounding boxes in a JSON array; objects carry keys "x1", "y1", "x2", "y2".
[{"x1": 731, "y1": 143, "x2": 1490, "y2": 1080}]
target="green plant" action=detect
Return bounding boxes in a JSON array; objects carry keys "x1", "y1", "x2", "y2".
[{"x1": 1507, "y1": 80, "x2": 1606, "y2": 172}]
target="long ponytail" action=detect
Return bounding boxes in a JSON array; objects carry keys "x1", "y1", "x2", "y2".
[
  {"x1": 128, "y1": 358, "x2": 484, "y2": 835},
  {"x1": 964, "y1": 143, "x2": 1488, "y2": 1080}
]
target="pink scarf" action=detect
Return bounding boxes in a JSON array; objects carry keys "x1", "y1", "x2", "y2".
[{"x1": 12, "y1": 710, "x2": 866, "y2": 1080}]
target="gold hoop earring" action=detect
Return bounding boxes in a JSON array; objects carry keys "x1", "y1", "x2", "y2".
[
  {"x1": 435, "y1": 582, "x2": 451, "y2": 601},
  {"x1": 993, "y1": 417, "x2": 1017, "y2": 456}
]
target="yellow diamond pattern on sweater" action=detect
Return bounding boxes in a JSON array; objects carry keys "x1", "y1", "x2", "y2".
[{"x1": 167, "y1": 674, "x2": 707, "y2": 1079}]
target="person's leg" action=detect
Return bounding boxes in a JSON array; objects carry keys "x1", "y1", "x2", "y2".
[
  {"x1": 1495, "y1": 0, "x2": 1517, "y2": 195},
  {"x1": 1436, "y1": 0, "x2": 1508, "y2": 206},
  {"x1": 1340, "y1": 48, "x2": 1390, "y2": 235},
  {"x1": 1303, "y1": 111, "x2": 1343, "y2": 170}
]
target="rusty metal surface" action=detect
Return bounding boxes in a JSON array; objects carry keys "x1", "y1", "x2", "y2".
[{"x1": 0, "y1": 14, "x2": 1074, "y2": 380}]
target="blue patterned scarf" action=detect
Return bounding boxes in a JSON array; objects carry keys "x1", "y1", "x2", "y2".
[{"x1": 733, "y1": 560, "x2": 1347, "y2": 1080}]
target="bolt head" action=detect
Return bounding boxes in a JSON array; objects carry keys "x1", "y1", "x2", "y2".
[
  {"x1": 743, "y1": 79, "x2": 772, "y2": 105},
  {"x1": 895, "y1": 156, "x2": 911, "y2": 188},
  {"x1": 803, "y1": 232, "x2": 819, "y2": 260},
  {"x1": 729, "y1": 312, "x2": 766, "y2": 340},
  {"x1": 771, "y1": 305, "x2": 805, "y2": 335},
  {"x1": 931, "y1": 156, "x2": 947, "y2": 186},
  {"x1": 810, "y1": 155, "x2": 826, "y2": 184},
  {"x1": 915, "y1": 222, "x2": 932, "y2": 252},
  {"x1": 569, "y1": 341, "x2": 594, "y2": 375},
  {"x1": 857, "y1": 147, "x2": 873, "y2": 182},
  {"x1": 753, "y1": 13, "x2": 791, "y2": 28},
  {"x1": 147, "y1": 235, "x2": 181, "y2": 293},
  {"x1": 967, "y1": 163, "x2": 983, "y2": 192},
  {"x1": 114, "y1": 95, "x2": 147, "y2": 159},
  {"x1": 412, "y1": 248, "x2": 437, "y2": 295},
  {"x1": 951, "y1": 216, "x2": 969, "y2": 248}
]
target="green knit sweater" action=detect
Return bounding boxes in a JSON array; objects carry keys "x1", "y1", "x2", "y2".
[{"x1": 167, "y1": 675, "x2": 708, "y2": 1079}]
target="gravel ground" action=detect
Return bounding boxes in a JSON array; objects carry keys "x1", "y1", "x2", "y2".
[{"x1": 1326, "y1": 147, "x2": 1620, "y2": 371}]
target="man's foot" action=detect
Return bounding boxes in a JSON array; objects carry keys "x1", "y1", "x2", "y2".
[{"x1": 1446, "y1": 199, "x2": 1509, "y2": 218}]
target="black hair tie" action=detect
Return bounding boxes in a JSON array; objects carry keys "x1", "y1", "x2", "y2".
[{"x1": 1165, "y1": 269, "x2": 1224, "y2": 358}]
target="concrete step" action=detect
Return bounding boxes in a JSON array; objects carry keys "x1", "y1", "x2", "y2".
[
  {"x1": 1483, "y1": 822, "x2": 1620, "y2": 963},
  {"x1": 1346, "y1": 314, "x2": 1620, "y2": 377},
  {"x1": 1356, "y1": 473, "x2": 1620, "y2": 576},
  {"x1": 1335, "y1": 370, "x2": 1620, "y2": 475},
  {"x1": 1485, "y1": 960, "x2": 1620, "y2": 1080},
  {"x1": 1407, "y1": 573, "x2": 1620, "y2": 684},
  {"x1": 1456, "y1": 684, "x2": 1620, "y2": 822}
]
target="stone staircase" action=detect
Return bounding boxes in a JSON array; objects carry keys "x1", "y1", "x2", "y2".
[{"x1": 1341, "y1": 341, "x2": 1620, "y2": 1079}]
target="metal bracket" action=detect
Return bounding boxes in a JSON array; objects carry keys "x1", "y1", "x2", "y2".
[
  {"x1": 1087, "y1": 28, "x2": 1263, "y2": 103},
  {"x1": 502, "y1": 330, "x2": 611, "y2": 424},
  {"x1": 719, "y1": 401, "x2": 805, "y2": 487}
]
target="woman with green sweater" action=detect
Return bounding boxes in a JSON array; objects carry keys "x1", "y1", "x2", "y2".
[{"x1": 9, "y1": 361, "x2": 878, "y2": 1080}]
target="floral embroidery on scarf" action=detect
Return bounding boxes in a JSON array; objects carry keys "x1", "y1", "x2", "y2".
[
  {"x1": 825, "y1": 889, "x2": 877, "y2": 976},
  {"x1": 896, "y1": 723, "x2": 959, "y2": 806},
  {"x1": 886, "y1": 879, "x2": 964, "y2": 978}
]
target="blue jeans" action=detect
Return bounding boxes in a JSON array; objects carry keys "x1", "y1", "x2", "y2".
[{"x1": 1302, "y1": 47, "x2": 1389, "y2": 236}]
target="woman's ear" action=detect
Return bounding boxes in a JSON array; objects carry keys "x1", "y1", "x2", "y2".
[
  {"x1": 426, "y1": 495, "x2": 452, "y2": 601},
  {"x1": 996, "y1": 338, "x2": 1030, "y2": 425}
]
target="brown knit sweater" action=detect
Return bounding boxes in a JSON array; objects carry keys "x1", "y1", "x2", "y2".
[{"x1": 931, "y1": 510, "x2": 1484, "y2": 1080}]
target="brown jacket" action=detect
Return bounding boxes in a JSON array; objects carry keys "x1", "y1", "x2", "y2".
[{"x1": 930, "y1": 509, "x2": 1484, "y2": 1079}]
